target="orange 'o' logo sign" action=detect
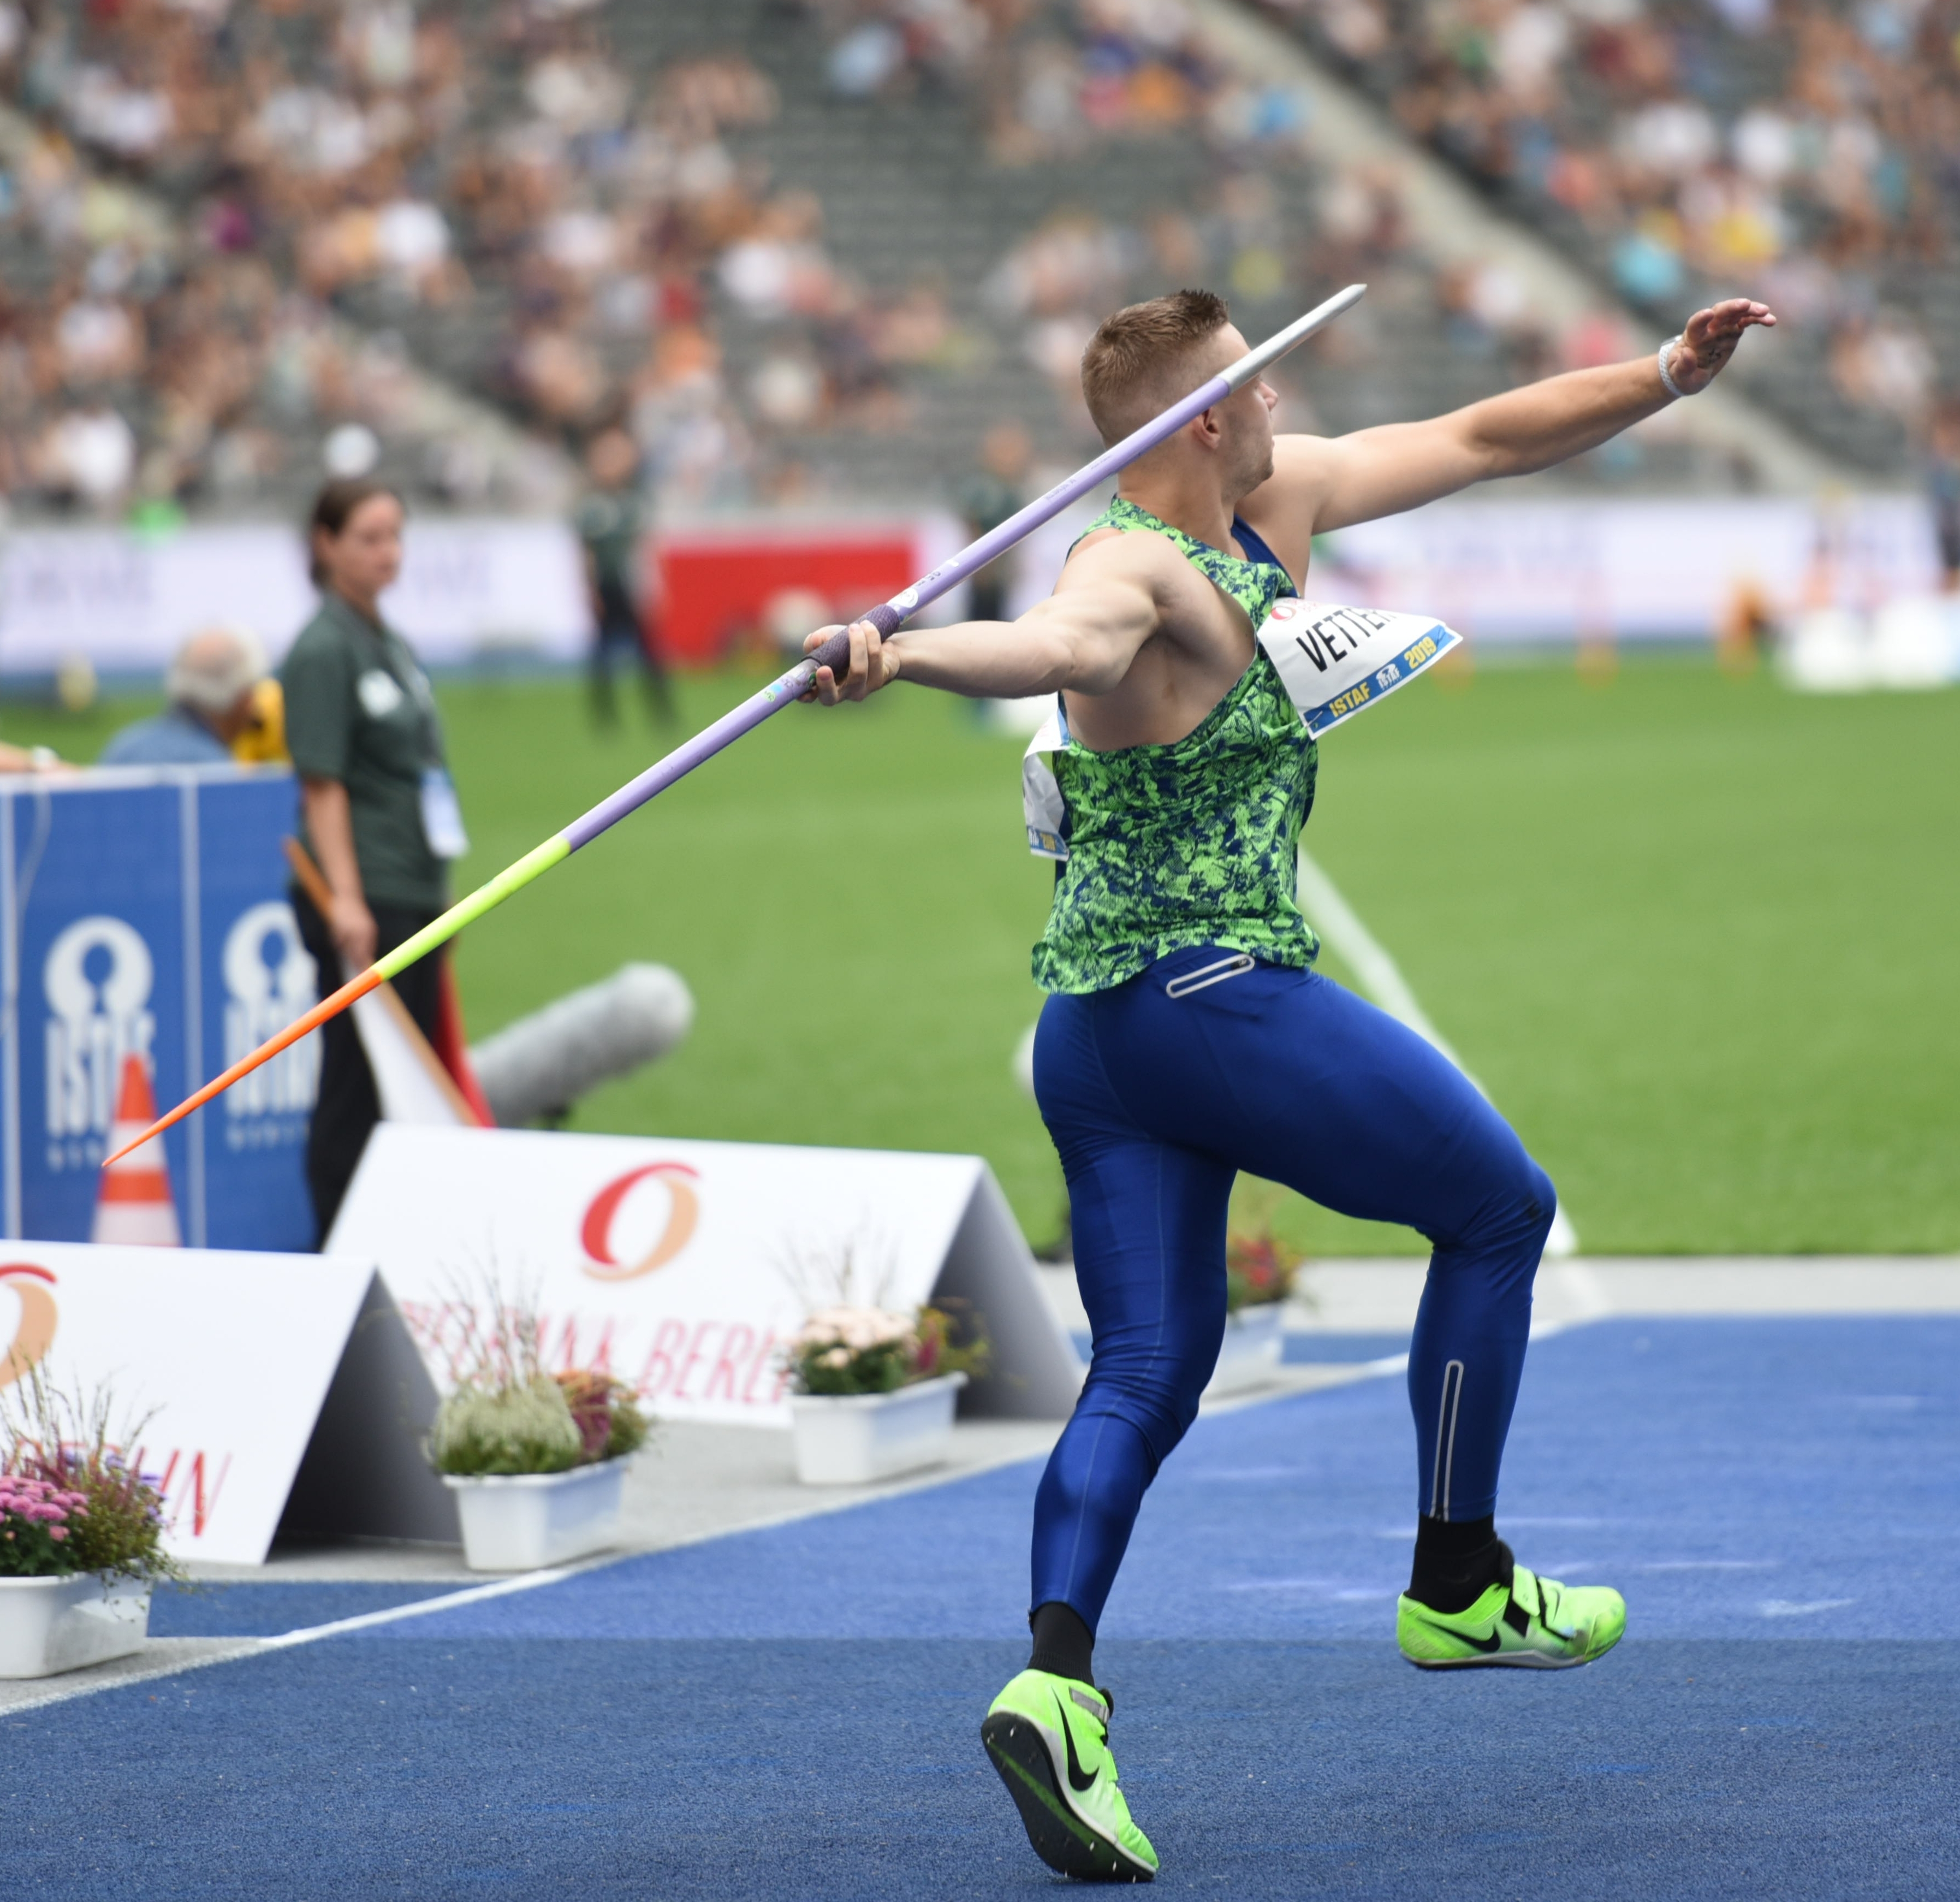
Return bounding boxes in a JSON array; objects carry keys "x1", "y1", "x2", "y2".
[
  {"x1": 579, "y1": 1163, "x2": 699, "y2": 1282},
  {"x1": 0, "y1": 1264, "x2": 58, "y2": 1393}
]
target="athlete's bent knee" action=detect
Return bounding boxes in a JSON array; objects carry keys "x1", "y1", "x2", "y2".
[
  {"x1": 1522, "y1": 1154, "x2": 1557, "y2": 1237},
  {"x1": 1072, "y1": 1366, "x2": 1203, "y2": 1474},
  {"x1": 1444, "y1": 1145, "x2": 1557, "y2": 1281}
]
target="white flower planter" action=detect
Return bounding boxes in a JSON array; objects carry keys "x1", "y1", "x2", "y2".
[
  {"x1": 442, "y1": 1456, "x2": 632, "y2": 1573},
  {"x1": 0, "y1": 1573, "x2": 152, "y2": 1679},
  {"x1": 791, "y1": 1372, "x2": 967, "y2": 1486},
  {"x1": 1206, "y1": 1302, "x2": 1286, "y2": 1395}
]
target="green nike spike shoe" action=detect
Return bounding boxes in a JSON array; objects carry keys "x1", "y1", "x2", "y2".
[
  {"x1": 981, "y1": 1669, "x2": 1159, "y2": 1883},
  {"x1": 1398, "y1": 1557, "x2": 1626, "y2": 1670}
]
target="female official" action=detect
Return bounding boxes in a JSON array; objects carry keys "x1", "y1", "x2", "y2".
[{"x1": 280, "y1": 478, "x2": 468, "y2": 1242}]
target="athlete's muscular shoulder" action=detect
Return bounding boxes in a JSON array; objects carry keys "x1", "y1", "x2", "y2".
[
  {"x1": 1060, "y1": 524, "x2": 1250, "y2": 665},
  {"x1": 1060, "y1": 522, "x2": 1189, "y2": 599},
  {"x1": 1054, "y1": 523, "x2": 1255, "y2": 749}
]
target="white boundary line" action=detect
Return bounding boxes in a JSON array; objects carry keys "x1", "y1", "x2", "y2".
[
  {"x1": 7, "y1": 1426, "x2": 1092, "y2": 1715},
  {"x1": 11, "y1": 1359, "x2": 1424, "y2": 1717},
  {"x1": 1297, "y1": 846, "x2": 1581, "y2": 1257},
  {"x1": 20, "y1": 1278, "x2": 1952, "y2": 1715},
  {"x1": 2, "y1": 1555, "x2": 621, "y2": 1716},
  {"x1": 259, "y1": 1560, "x2": 603, "y2": 1649}
]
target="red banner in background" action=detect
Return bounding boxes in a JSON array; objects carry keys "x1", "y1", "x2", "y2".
[{"x1": 650, "y1": 520, "x2": 919, "y2": 665}]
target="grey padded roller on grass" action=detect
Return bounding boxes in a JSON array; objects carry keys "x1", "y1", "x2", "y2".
[{"x1": 468, "y1": 963, "x2": 695, "y2": 1127}]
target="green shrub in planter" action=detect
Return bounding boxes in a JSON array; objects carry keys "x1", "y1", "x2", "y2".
[
  {"x1": 40, "y1": 1450, "x2": 183, "y2": 1586},
  {"x1": 432, "y1": 1376, "x2": 583, "y2": 1478},
  {"x1": 425, "y1": 1280, "x2": 657, "y2": 1478}
]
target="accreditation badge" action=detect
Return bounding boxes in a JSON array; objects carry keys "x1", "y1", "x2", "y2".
[
  {"x1": 1255, "y1": 600, "x2": 1462, "y2": 737},
  {"x1": 419, "y1": 765, "x2": 470, "y2": 860}
]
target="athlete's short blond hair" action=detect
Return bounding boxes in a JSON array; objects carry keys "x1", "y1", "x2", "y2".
[{"x1": 1079, "y1": 290, "x2": 1232, "y2": 446}]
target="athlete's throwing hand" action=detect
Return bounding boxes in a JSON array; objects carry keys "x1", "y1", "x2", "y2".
[
  {"x1": 1666, "y1": 298, "x2": 1777, "y2": 395},
  {"x1": 802, "y1": 619, "x2": 899, "y2": 704}
]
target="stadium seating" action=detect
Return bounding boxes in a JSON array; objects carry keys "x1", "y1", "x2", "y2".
[
  {"x1": 1250, "y1": 0, "x2": 1956, "y2": 472},
  {"x1": 0, "y1": 0, "x2": 1937, "y2": 522}
]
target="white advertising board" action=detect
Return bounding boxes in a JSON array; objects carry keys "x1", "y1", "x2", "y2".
[
  {"x1": 0, "y1": 517, "x2": 591, "y2": 677},
  {"x1": 1322, "y1": 493, "x2": 1940, "y2": 643},
  {"x1": 1007, "y1": 491, "x2": 1943, "y2": 644},
  {"x1": 329, "y1": 1125, "x2": 1083, "y2": 1429},
  {"x1": 0, "y1": 1243, "x2": 452, "y2": 1565}
]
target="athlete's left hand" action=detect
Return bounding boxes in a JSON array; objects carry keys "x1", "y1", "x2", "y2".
[
  {"x1": 1666, "y1": 298, "x2": 1777, "y2": 395},
  {"x1": 801, "y1": 620, "x2": 900, "y2": 704}
]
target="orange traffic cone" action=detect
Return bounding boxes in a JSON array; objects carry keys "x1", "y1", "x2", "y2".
[{"x1": 93, "y1": 1056, "x2": 182, "y2": 1247}]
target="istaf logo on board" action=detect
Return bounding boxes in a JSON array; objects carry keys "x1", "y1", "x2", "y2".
[
  {"x1": 42, "y1": 915, "x2": 156, "y2": 1175},
  {"x1": 578, "y1": 1161, "x2": 701, "y2": 1282}
]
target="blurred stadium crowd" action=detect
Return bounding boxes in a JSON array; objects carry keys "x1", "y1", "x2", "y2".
[
  {"x1": 0, "y1": 0, "x2": 1946, "y2": 524},
  {"x1": 1255, "y1": 0, "x2": 1959, "y2": 468}
]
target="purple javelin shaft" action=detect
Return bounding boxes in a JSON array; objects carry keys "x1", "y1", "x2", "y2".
[
  {"x1": 561, "y1": 285, "x2": 1364, "y2": 853},
  {"x1": 562, "y1": 668, "x2": 828, "y2": 849}
]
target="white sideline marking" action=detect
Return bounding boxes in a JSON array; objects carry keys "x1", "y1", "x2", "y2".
[
  {"x1": 0, "y1": 1641, "x2": 263, "y2": 1717},
  {"x1": 262, "y1": 1561, "x2": 598, "y2": 1649},
  {"x1": 1, "y1": 1557, "x2": 614, "y2": 1716},
  {"x1": 1297, "y1": 846, "x2": 1580, "y2": 1257},
  {"x1": 1759, "y1": 1598, "x2": 1856, "y2": 1619}
]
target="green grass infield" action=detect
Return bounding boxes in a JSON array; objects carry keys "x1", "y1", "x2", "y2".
[{"x1": 16, "y1": 650, "x2": 1957, "y2": 1257}]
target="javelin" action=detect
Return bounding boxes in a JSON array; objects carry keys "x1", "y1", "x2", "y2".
[{"x1": 106, "y1": 283, "x2": 1366, "y2": 1166}]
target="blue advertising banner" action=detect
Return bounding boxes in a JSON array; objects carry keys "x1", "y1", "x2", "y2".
[
  {"x1": 195, "y1": 774, "x2": 319, "y2": 1251},
  {"x1": 0, "y1": 767, "x2": 317, "y2": 1251}
]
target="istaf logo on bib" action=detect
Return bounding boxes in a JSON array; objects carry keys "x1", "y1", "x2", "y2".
[{"x1": 1256, "y1": 599, "x2": 1460, "y2": 738}]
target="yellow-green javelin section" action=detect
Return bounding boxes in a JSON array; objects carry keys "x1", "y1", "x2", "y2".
[{"x1": 375, "y1": 835, "x2": 573, "y2": 981}]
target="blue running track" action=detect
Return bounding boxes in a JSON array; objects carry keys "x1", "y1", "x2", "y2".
[{"x1": 6, "y1": 1318, "x2": 1955, "y2": 1898}]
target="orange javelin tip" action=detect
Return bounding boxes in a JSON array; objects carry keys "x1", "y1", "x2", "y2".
[{"x1": 101, "y1": 965, "x2": 386, "y2": 1168}]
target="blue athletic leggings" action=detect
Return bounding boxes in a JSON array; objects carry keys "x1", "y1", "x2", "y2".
[{"x1": 1030, "y1": 945, "x2": 1556, "y2": 1632}]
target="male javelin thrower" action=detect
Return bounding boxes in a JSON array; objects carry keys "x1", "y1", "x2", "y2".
[{"x1": 806, "y1": 289, "x2": 1774, "y2": 1881}]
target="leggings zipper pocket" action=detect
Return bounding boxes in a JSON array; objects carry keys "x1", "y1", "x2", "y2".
[{"x1": 1163, "y1": 953, "x2": 1256, "y2": 999}]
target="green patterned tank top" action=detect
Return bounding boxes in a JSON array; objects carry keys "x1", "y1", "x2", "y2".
[{"x1": 1029, "y1": 497, "x2": 1321, "y2": 994}]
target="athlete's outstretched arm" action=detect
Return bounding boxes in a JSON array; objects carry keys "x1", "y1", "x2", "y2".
[
  {"x1": 1256, "y1": 298, "x2": 1775, "y2": 537},
  {"x1": 802, "y1": 540, "x2": 1161, "y2": 705}
]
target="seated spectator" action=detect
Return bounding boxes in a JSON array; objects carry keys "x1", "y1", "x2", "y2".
[{"x1": 99, "y1": 626, "x2": 269, "y2": 767}]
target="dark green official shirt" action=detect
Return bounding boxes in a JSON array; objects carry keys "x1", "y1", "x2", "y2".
[
  {"x1": 279, "y1": 591, "x2": 450, "y2": 913},
  {"x1": 573, "y1": 485, "x2": 644, "y2": 602}
]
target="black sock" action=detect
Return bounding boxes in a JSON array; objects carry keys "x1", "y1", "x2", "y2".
[
  {"x1": 1027, "y1": 1600, "x2": 1095, "y2": 1684},
  {"x1": 1407, "y1": 1515, "x2": 1511, "y2": 1614}
]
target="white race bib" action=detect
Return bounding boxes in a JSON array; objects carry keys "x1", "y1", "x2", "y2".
[
  {"x1": 1020, "y1": 602, "x2": 1463, "y2": 860},
  {"x1": 1022, "y1": 701, "x2": 1070, "y2": 861},
  {"x1": 1255, "y1": 599, "x2": 1461, "y2": 736}
]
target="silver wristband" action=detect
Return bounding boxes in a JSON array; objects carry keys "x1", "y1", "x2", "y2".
[{"x1": 1656, "y1": 334, "x2": 1689, "y2": 400}]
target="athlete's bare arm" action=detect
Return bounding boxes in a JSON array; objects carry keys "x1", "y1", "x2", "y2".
[
  {"x1": 805, "y1": 534, "x2": 1171, "y2": 704},
  {"x1": 807, "y1": 295, "x2": 1774, "y2": 736},
  {"x1": 1240, "y1": 298, "x2": 1775, "y2": 563}
]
